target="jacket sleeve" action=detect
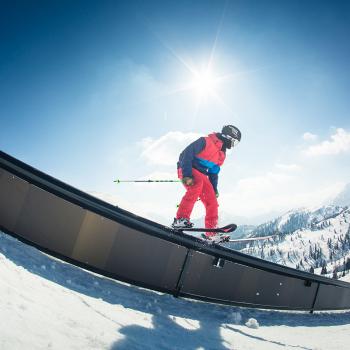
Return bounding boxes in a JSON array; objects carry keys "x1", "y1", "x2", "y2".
[
  {"x1": 179, "y1": 137, "x2": 206, "y2": 177},
  {"x1": 208, "y1": 173, "x2": 218, "y2": 193}
]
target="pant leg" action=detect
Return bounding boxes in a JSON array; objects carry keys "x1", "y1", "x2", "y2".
[
  {"x1": 199, "y1": 176, "x2": 218, "y2": 232},
  {"x1": 176, "y1": 168, "x2": 204, "y2": 220}
]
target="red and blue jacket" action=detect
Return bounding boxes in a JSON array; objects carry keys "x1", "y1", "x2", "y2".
[{"x1": 177, "y1": 133, "x2": 226, "y2": 192}]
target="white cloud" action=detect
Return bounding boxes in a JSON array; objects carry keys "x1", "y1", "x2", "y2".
[
  {"x1": 221, "y1": 171, "x2": 344, "y2": 219},
  {"x1": 235, "y1": 172, "x2": 294, "y2": 196},
  {"x1": 140, "y1": 131, "x2": 202, "y2": 166},
  {"x1": 303, "y1": 132, "x2": 318, "y2": 141},
  {"x1": 223, "y1": 171, "x2": 295, "y2": 216},
  {"x1": 275, "y1": 163, "x2": 301, "y2": 172},
  {"x1": 303, "y1": 128, "x2": 350, "y2": 156}
]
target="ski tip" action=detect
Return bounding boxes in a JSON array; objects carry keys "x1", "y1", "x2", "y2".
[{"x1": 221, "y1": 223, "x2": 238, "y2": 233}]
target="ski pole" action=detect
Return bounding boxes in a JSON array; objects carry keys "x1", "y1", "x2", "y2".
[
  {"x1": 114, "y1": 179, "x2": 181, "y2": 184},
  {"x1": 113, "y1": 179, "x2": 200, "y2": 206}
]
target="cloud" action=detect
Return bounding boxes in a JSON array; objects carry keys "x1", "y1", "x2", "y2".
[
  {"x1": 303, "y1": 128, "x2": 350, "y2": 156},
  {"x1": 221, "y1": 171, "x2": 295, "y2": 217},
  {"x1": 275, "y1": 163, "x2": 301, "y2": 172},
  {"x1": 235, "y1": 172, "x2": 294, "y2": 195},
  {"x1": 140, "y1": 131, "x2": 202, "y2": 166},
  {"x1": 225, "y1": 171, "x2": 295, "y2": 215},
  {"x1": 303, "y1": 132, "x2": 318, "y2": 141},
  {"x1": 221, "y1": 171, "x2": 345, "y2": 218}
]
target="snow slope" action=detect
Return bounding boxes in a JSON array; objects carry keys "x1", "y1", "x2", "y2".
[{"x1": 1, "y1": 231, "x2": 350, "y2": 350}]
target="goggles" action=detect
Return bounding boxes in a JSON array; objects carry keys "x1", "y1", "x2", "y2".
[{"x1": 223, "y1": 134, "x2": 240, "y2": 148}]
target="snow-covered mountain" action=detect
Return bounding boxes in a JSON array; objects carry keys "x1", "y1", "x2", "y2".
[
  {"x1": 332, "y1": 183, "x2": 350, "y2": 207},
  {"x1": 230, "y1": 206, "x2": 350, "y2": 280},
  {"x1": 248, "y1": 205, "x2": 346, "y2": 237}
]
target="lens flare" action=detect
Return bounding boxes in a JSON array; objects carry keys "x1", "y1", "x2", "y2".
[{"x1": 191, "y1": 68, "x2": 218, "y2": 98}]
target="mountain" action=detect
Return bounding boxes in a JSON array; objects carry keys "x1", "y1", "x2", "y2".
[
  {"x1": 332, "y1": 183, "x2": 350, "y2": 207},
  {"x1": 248, "y1": 205, "x2": 346, "y2": 238},
  {"x1": 229, "y1": 206, "x2": 350, "y2": 280}
]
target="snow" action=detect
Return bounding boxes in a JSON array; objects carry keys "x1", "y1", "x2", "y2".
[
  {"x1": 237, "y1": 207, "x2": 350, "y2": 279},
  {"x1": 332, "y1": 183, "x2": 350, "y2": 207},
  {"x1": 245, "y1": 318, "x2": 259, "y2": 329},
  {"x1": 341, "y1": 273, "x2": 350, "y2": 283},
  {"x1": 1, "y1": 231, "x2": 350, "y2": 349}
]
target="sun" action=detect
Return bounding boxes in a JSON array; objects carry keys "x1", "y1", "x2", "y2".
[{"x1": 190, "y1": 68, "x2": 218, "y2": 98}]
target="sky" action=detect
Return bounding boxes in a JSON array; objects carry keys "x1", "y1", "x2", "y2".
[{"x1": 1, "y1": 0, "x2": 350, "y2": 225}]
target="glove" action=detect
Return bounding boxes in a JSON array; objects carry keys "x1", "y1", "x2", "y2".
[
  {"x1": 182, "y1": 176, "x2": 194, "y2": 186},
  {"x1": 215, "y1": 191, "x2": 219, "y2": 198}
]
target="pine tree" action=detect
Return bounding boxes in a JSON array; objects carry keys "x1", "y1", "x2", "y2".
[
  {"x1": 321, "y1": 261, "x2": 328, "y2": 275},
  {"x1": 346, "y1": 258, "x2": 350, "y2": 270},
  {"x1": 260, "y1": 250, "x2": 265, "y2": 259}
]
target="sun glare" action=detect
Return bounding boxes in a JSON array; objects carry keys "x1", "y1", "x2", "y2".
[{"x1": 191, "y1": 68, "x2": 218, "y2": 98}]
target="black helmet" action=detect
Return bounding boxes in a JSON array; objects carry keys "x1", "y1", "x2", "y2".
[{"x1": 221, "y1": 125, "x2": 241, "y2": 148}]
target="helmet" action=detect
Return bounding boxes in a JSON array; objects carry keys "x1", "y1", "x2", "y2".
[{"x1": 221, "y1": 125, "x2": 241, "y2": 148}]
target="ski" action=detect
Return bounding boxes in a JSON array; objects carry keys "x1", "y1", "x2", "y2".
[
  {"x1": 174, "y1": 223, "x2": 237, "y2": 234},
  {"x1": 199, "y1": 233, "x2": 278, "y2": 245},
  {"x1": 225, "y1": 234, "x2": 278, "y2": 243}
]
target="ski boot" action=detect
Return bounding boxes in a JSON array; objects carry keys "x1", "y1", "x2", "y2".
[{"x1": 172, "y1": 217, "x2": 194, "y2": 229}]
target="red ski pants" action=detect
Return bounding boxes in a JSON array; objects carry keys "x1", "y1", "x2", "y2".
[{"x1": 176, "y1": 168, "x2": 218, "y2": 232}]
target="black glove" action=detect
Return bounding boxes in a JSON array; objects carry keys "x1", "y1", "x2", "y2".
[{"x1": 182, "y1": 177, "x2": 194, "y2": 186}]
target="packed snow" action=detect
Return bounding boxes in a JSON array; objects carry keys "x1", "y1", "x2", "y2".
[{"x1": 1, "y1": 231, "x2": 350, "y2": 350}]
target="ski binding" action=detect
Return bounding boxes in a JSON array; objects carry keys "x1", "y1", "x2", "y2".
[
  {"x1": 200, "y1": 233, "x2": 231, "y2": 244},
  {"x1": 174, "y1": 223, "x2": 237, "y2": 234}
]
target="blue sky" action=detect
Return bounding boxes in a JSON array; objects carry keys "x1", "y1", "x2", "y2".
[{"x1": 1, "y1": 0, "x2": 350, "y2": 225}]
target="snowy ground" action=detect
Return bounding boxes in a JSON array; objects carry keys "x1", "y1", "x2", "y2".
[{"x1": 1, "y1": 231, "x2": 350, "y2": 350}]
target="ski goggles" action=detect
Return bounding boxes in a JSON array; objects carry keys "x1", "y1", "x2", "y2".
[{"x1": 223, "y1": 134, "x2": 240, "y2": 147}]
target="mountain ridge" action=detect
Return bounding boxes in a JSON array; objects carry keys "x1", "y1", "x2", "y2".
[{"x1": 229, "y1": 206, "x2": 350, "y2": 280}]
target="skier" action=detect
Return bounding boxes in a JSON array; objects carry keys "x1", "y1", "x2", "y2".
[{"x1": 172, "y1": 125, "x2": 241, "y2": 242}]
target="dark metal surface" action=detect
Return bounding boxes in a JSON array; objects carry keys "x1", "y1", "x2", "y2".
[
  {"x1": 179, "y1": 251, "x2": 317, "y2": 309},
  {"x1": 314, "y1": 283, "x2": 350, "y2": 310},
  {"x1": 15, "y1": 185, "x2": 85, "y2": 256},
  {"x1": 104, "y1": 225, "x2": 188, "y2": 289},
  {"x1": 1, "y1": 150, "x2": 350, "y2": 311},
  {"x1": 0, "y1": 170, "x2": 30, "y2": 232}
]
